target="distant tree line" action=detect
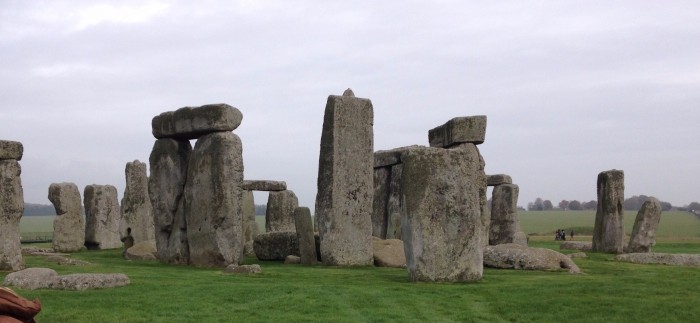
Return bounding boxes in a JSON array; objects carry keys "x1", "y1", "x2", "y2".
[
  {"x1": 23, "y1": 203, "x2": 56, "y2": 216},
  {"x1": 255, "y1": 204, "x2": 266, "y2": 215},
  {"x1": 524, "y1": 196, "x2": 690, "y2": 212}
]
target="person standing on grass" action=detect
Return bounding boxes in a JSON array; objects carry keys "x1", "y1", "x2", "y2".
[{"x1": 570, "y1": 229, "x2": 574, "y2": 240}]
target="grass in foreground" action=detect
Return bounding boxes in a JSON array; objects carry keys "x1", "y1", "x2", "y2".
[{"x1": 2, "y1": 240, "x2": 699, "y2": 322}]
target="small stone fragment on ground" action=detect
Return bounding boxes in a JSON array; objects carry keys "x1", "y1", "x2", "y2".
[
  {"x1": 284, "y1": 255, "x2": 301, "y2": 264},
  {"x1": 372, "y1": 238, "x2": 406, "y2": 268},
  {"x1": 223, "y1": 264, "x2": 262, "y2": 274}
]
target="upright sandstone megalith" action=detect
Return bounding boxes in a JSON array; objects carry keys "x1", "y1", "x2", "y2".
[
  {"x1": 184, "y1": 132, "x2": 244, "y2": 267},
  {"x1": 294, "y1": 207, "x2": 318, "y2": 265},
  {"x1": 315, "y1": 89, "x2": 374, "y2": 266},
  {"x1": 242, "y1": 190, "x2": 258, "y2": 256},
  {"x1": 489, "y1": 184, "x2": 521, "y2": 245},
  {"x1": 149, "y1": 138, "x2": 191, "y2": 264},
  {"x1": 48, "y1": 182, "x2": 85, "y2": 252},
  {"x1": 120, "y1": 160, "x2": 155, "y2": 244},
  {"x1": 401, "y1": 147, "x2": 484, "y2": 282},
  {"x1": 0, "y1": 140, "x2": 24, "y2": 271},
  {"x1": 84, "y1": 184, "x2": 122, "y2": 250},
  {"x1": 627, "y1": 198, "x2": 662, "y2": 253},
  {"x1": 266, "y1": 190, "x2": 299, "y2": 232},
  {"x1": 592, "y1": 170, "x2": 625, "y2": 253}
]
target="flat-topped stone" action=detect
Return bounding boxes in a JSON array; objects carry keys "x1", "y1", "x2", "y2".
[
  {"x1": 373, "y1": 145, "x2": 425, "y2": 168},
  {"x1": 487, "y1": 174, "x2": 512, "y2": 186},
  {"x1": 428, "y1": 116, "x2": 487, "y2": 148},
  {"x1": 615, "y1": 253, "x2": 700, "y2": 267},
  {"x1": 151, "y1": 104, "x2": 243, "y2": 140},
  {"x1": 241, "y1": 180, "x2": 287, "y2": 191},
  {"x1": 0, "y1": 140, "x2": 23, "y2": 160}
]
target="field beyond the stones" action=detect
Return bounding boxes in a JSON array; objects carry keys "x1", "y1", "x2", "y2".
[{"x1": 7, "y1": 212, "x2": 700, "y2": 322}]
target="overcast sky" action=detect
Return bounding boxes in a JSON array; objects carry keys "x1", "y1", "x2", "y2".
[{"x1": 1, "y1": 0, "x2": 699, "y2": 210}]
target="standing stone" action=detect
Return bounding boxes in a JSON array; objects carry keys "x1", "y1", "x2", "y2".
[
  {"x1": 315, "y1": 90, "x2": 374, "y2": 266},
  {"x1": 385, "y1": 165, "x2": 403, "y2": 240},
  {"x1": 0, "y1": 157, "x2": 24, "y2": 271},
  {"x1": 451, "y1": 143, "x2": 489, "y2": 247},
  {"x1": 265, "y1": 190, "x2": 299, "y2": 232},
  {"x1": 48, "y1": 183, "x2": 85, "y2": 252},
  {"x1": 84, "y1": 184, "x2": 122, "y2": 250},
  {"x1": 489, "y1": 184, "x2": 521, "y2": 245},
  {"x1": 149, "y1": 138, "x2": 191, "y2": 264},
  {"x1": 242, "y1": 190, "x2": 258, "y2": 256},
  {"x1": 184, "y1": 132, "x2": 244, "y2": 267},
  {"x1": 400, "y1": 147, "x2": 484, "y2": 282},
  {"x1": 120, "y1": 160, "x2": 155, "y2": 245},
  {"x1": 627, "y1": 198, "x2": 662, "y2": 253},
  {"x1": 371, "y1": 167, "x2": 390, "y2": 239},
  {"x1": 294, "y1": 207, "x2": 318, "y2": 265},
  {"x1": 592, "y1": 170, "x2": 625, "y2": 253}
]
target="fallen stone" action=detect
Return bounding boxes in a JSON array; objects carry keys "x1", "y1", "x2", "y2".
[
  {"x1": 487, "y1": 174, "x2": 512, "y2": 186},
  {"x1": 45, "y1": 255, "x2": 92, "y2": 266},
  {"x1": 559, "y1": 241, "x2": 592, "y2": 252},
  {"x1": 49, "y1": 182, "x2": 85, "y2": 252},
  {"x1": 120, "y1": 160, "x2": 155, "y2": 245},
  {"x1": 241, "y1": 180, "x2": 287, "y2": 191},
  {"x1": 627, "y1": 198, "x2": 662, "y2": 253},
  {"x1": 53, "y1": 273, "x2": 130, "y2": 291},
  {"x1": 125, "y1": 240, "x2": 157, "y2": 261},
  {"x1": 484, "y1": 244, "x2": 582, "y2": 274},
  {"x1": 592, "y1": 169, "x2": 625, "y2": 253},
  {"x1": 284, "y1": 255, "x2": 301, "y2": 264},
  {"x1": 152, "y1": 104, "x2": 243, "y2": 140},
  {"x1": 372, "y1": 238, "x2": 405, "y2": 268},
  {"x1": 253, "y1": 231, "x2": 298, "y2": 261},
  {"x1": 2, "y1": 268, "x2": 58, "y2": 290},
  {"x1": 265, "y1": 190, "x2": 299, "y2": 232},
  {"x1": 568, "y1": 252, "x2": 587, "y2": 259},
  {"x1": 0, "y1": 140, "x2": 23, "y2": 161},
  {"x1": 223, "y1": 264, "x2": 262, "y2": 274},
  {"x1": 83, "y1": 184, "x2": 122, "y2": 250},
  {"x1": 428, "y1": 116, "x2": 487, "y2": 148},
  {"x1": 0, "y1": 159, "x2": 24, "y2": 271},
  {"x1": 615, "y1": 253, "x2": 700, "y2": 267}
]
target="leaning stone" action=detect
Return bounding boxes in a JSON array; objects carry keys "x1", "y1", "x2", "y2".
[
  {"x1": 294, "y1": 207, "x2": 318, "y2": 265},
  {"x1": 428, "y1": 116, "x2": 487, "y2": 148},
  {"x1": 151, "y1": 104, "x2": 243, "y2": 140},
  {"x1": 484, "y1": 244, "x2": 582, "y2": 274},
  {"x1": 592, "y1": 170, "x2": 625, "y2": 253},
  {"x1": 568, "y1": 252, "x2": 587, "y2": 259},
  {"x1": 373, "y1": 145, "x2": 424, "y2": 168},
  {"x1": 489, "y1": 184, "x2": 521, "y2": 245},
  {"x1": 372, "y1": 238, "x2": 406, "y2": 268},
  {"x1": 315, "y1": 91, "x2": 374, "y2": 266},
  {"x1": 265, "y1": 190, "x2": 299, "y2": 232},
  {"x1": 242, "y1": 190, "x2": 258, "y2": 256},
  {"x1": 0, "y1": 159, "x2": 24, "y2": 271},
  {"x1": 487, "y1": 174, "x2": 512, "y2": 186},
  {"x1": 120, "y1": 160, "x2": 155, "y2": 244},
  {"x1": 615, "y1": 253, "x2": 700, "y2": 267},
  {"x1": 284, "y1": 255, "x2": 301, "y2": 264},
  {"x1": 125, "y1": 240, "x2": 157, "y2": 261},
  {"x1": 148, "y1": 138, "x2": 191, "y2": 265},
  {"x1": 253, "y1": 231, "x2": 298, "y2": 261},
  {"x1": 0, "y1": 140, "x2": 23, "y2": 161},
  {"x1": 53, "y1": 273, "x2": 130, "y2": 291},
  {"x1": 184, "y1": 132, "x2": 244, "y2": 267},
  {"x1": 224, "y1": 264, "x2": 262, "y2": 274},
  {"x1": 2, "y1": 268, "x2": 58, "y2": 290},
  {"x1": 83, "y1": 184, "x2": 122, "y2": 250},
  {"x1": 559, "y1": 241, "x2": 593, "y2": 252},
  {"x1": 241, "y1": 180, "x2": 287, "y2": 191},
  {"x1": 627, "y1": 198, "x2": 662, "y2": 253},
  {"x1": 400, "y1": 147, "x2": 484, "y2": 282},
  {"x1": 49, "y1": 182, "x2": 85, "y2": 252}
]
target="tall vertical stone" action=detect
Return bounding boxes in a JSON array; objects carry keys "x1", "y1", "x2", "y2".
[
  {"x1": 371, "y1": 167, "x2": 390, "y2": 239},
  {"x1": 592, "y1": 169, "x2": 625, "y2": 253},
  {"x1": 265, "y1": 190, "x2": 299, "y2": 232},
  {"x1": 385, "y1": 165, "x2": 403, "y2": 240},
  {"x1": 627, "y1": 198, "x2": 662, "y2": 253},
  {"x1": 294, "y1": 207, "x2": 318, "y2": 265},
  {"x1": 48, "y1": 182, "x2": 85, "y2": 252},
  {"x1": 242, "y1": 190, "x2": 258, "y2": 256},
  {"x1": 401, "y1": 147, "x2": 484, "y2": 282},
  {"x1": 315, "y1": 89, "x2": 374, "y2": 266},
  {"x1": 120, "y1": 160, "x2": 155, "y2": 244},
  {"x1": 84, "y1": 184, "x2": 122, "y2": 250},
  {"x1": 451, "y1": 143, "x2": 489, "y2": 247},
  {"x1": 0, "y1": 141, "x2": 24, "y2": 271},
  {"x1": 184, "y1": 132, "x2": 244, "y2": 267},
  {"x1": 148, "y1": 138, "x2": 191, "y2": 264},
  {"x1": 489, "y1": 184, "x2": 521, "y2": 245}
]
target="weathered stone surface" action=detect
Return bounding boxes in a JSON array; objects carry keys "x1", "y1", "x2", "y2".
[
  {"x1": 627, "y1": 198, "x2": 662, "y2": 253},
  {"x1": 294, "y1": 207, "x2": 317, "y2": 265},
  {"x1": 373, "y1": 145, "x2": 424, "y2": 168},
  {"x1": 449, "y1": 143, "x2": 490, "y2": 247},
  {"x1": 513, "y1": 231, "x2": 528, "y2": 246},
  {"x1": 400, "y1": 147, "x2": 484, "y2": 282},
  {"x1": 592, "y1": 170, "x2": 625, "y2": 253},
  {"x1": 487, "y1": 174, "x2": 512, "y2": 186},
  {"x1": 21, "y1": 247, "x2": 55, "y2": 255},
  {"x1": 149, "y1": 138, "x2": 191, "y2": 265},
  {"x1": 484, "y1": 244, "x2": 582, "y2": 274},
  {"x1": 371, "y1": 167, "x2": 390, "y2": 239},
  {"x1": 428, "y1": 116, "x2": 487, "y2": 148},
  {"x1": 184, "y1": 132, "x2": 244, "y2": 267},
  {"x1": 315, "y1": 92, "x2": 374, "y2": 266},
  {"x1": 223, "y1": 264, "x2": 262, "y2": 274},
  {"x1": 568, "y1": 252, "x2": 587, "y2": 259},
  {"x1": 559, "y1": 241, "x2": 592, "y2": 252},
  {"x1": 284, "y1": 255, "x2": 301, "y2": 264},
  {"x1": 489, "y1": 184, "x2": 521, "y2": 245},
  {"x1": 0, "y1": 159, "x2": 23, "y2": 271},
  {"x1": 0, "y1": 140, "x2": 23, "y2": 161},
  {"x1": 241, "y1": 180, "x2": 287, "y2": 191},
  {"x1": 54, "y1": 273, "x2": 130, "y2": 291},
  {"x1": 3, "y1": 268, "x2": 58, "y2": 290},
  {"x1": 242, "y1": 190, "x2": 258, "y2": 256},
  {"x1": 615, "y1": 253, "x2": 700, "y2": 267},
  {"x1": 385, "y1": 165, "x2": 402, "y2": 240},
  {"x1": 372, "y1": 238, "x2": 405, "y2": 268},
  {"x1": 120, "y1": 160, "x2": 155, "y2": 245},
  {"x1": 125, "y1": 240, "x2": 157, "y2": 261},
  {"x1": 253, "y1": 231, "x2": 298, "y2": 261},
  {"x1": 45, "y1": 255, "x2": 91, "y2": 266},
  {"x1": 265, "y1": 190, "x2": 299, "y2": 232},
  {"x1": 152, "y1": 104, "x2": 243, "y2": 140},
  {"x1": 49, "y1": 182, "x2": 85, "y2": 252},
  {"x1": 83, "y1": 184, "x2": 122, "y2": 250}
]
